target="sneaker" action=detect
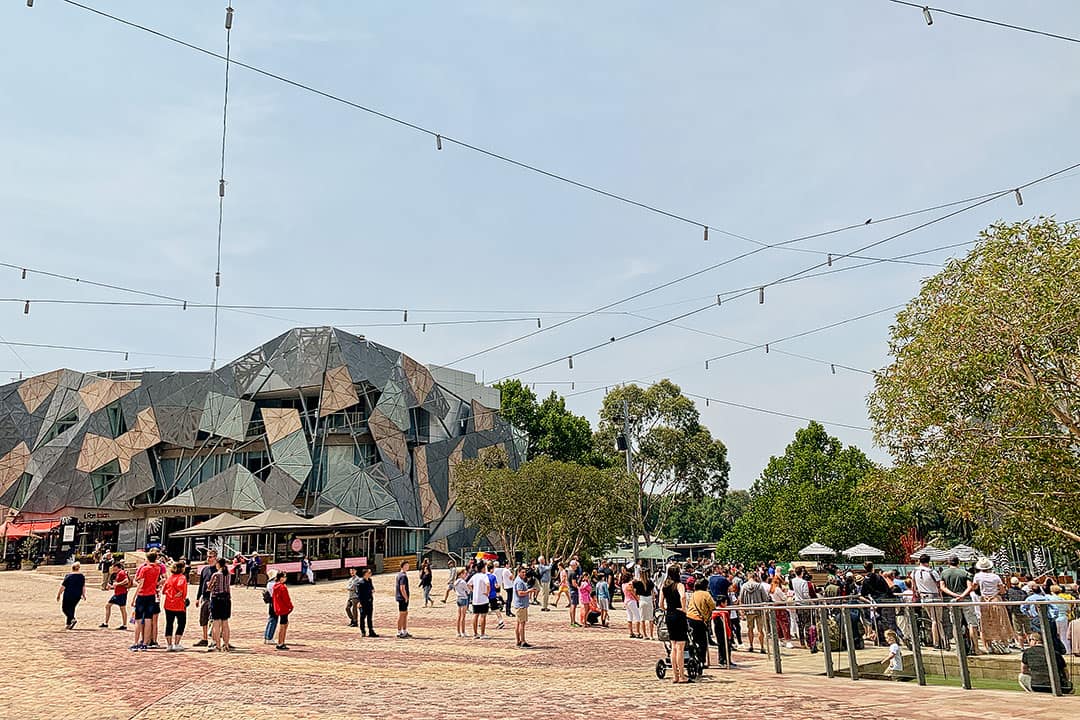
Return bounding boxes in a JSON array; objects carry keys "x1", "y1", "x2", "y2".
[
  {"x1": 402, "y1": 632, "x2": 413, "y2": 638},
  {"x1": 540, "y1": 608, "x2": 550, "y2": 612},
  {"x1": 128, "y1": 644, "x2": 141, "y2": 651},
  {"x1": 496, "y1": 621, "x2": 505, "y2": 630},
  {"x1": 207, "y1": 646, "x2": 217, "y2": 652},
  {"x1": 173, "y1": 644, "x2": 185, "y2": 651},
  {"x1": 396, "y1": 631, "x2": 404, "y2": 638},
  {"x1": 166, "y1": 645, "x2": 175, "y2": 652},
  {"x1": 520, "y1": 642, "x2": 533, "y2": 648},
  {"x1": 116, "y1": 626, "x2": 128, "y2": 631},
  {"x1": 147, "y1": 641, "x2": 160, "y2": 649},
  {"x1": 473, "y1": 634, "x2": 480, "y2": 639},
  {"x1": 193, "y1": 639, "x2": 208, "y2": 647},
  {"x1": 69, "y1": 620, "x2": 77, "y2": 630},
  {"x1": 479, "y1": 634, "x2": 490, "y2": 640},
  {"x1": 99, "y1": 623, "x2": 109, "y2": 628},
  {"x1": 368, "y1": 632, "x2": 379, "y2": 638},
  {"x1": 275, "y1": 644, "x2": 289, "y2": 651},
  {"x1": 785, "y1": 642, "x2": 794, "y2": 649}
]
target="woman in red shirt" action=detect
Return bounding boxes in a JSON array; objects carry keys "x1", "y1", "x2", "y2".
[
  {"x1": 162, "y1": 562, "x2": 189, "y2": 651},
  {"x1": 271, "y1": 570, "x2": 294, "y2": 650}
]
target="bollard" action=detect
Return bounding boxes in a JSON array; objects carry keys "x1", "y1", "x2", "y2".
[
  {"x1": 904, "y1": 605, "x2": 926, "y2": 686},
  {"x1": 950, "y1": 605, "x2": 972, "y2": 690},
  {"x1": 819, "y1": 607, "x2": 834, "y2": 678},
  {"x1": 1036, "y1": 603, "x2": 1063, "y2": 696},
  {"x1": 840, "y1": 607, "x2": 859, "y2": 680},
  {"x1": 768, "y1": 609, "x2": 783, "y2": 674}
]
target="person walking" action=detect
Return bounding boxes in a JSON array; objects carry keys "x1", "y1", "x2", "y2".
[
  {"x1": 419, "y1": 559, "x2": 434, "y2": 608},
  {"x1": 207, "y1": 558, "x2": 232, "y2": 652},
  {"x1": 578, "y1": 573, "x2": 593, "y2": 627},
  {"x1": 441, "y1": 558, "x2": 457, "y2": 604},
  {"x1": 272, "y1": 571, "x2": 293, "y2": 650},
  {"x1": 98, "y1": 549, "x2": 113, "y2": 591},
  {"x1": 57, "y1": 561, "x2": 86, "y2": 629},
  {"x1": 660, "y1": 565, "x2": 689, "y2": 683},
  {"x1": 345, "y1": 567, "x2": 361, "y2": 627},
  {"x1": 100, "y1": 559, "x2": 129, "y2": 629},
  {"x1": 622, "y1": 572, "x2": 642, "y2": 638},
  {"x1": 162, "y1": 561, "x2": 188, "y2": 651},
  {"x1": 495, "y1": 562, "x2": 514, "y2": 617},
  {"x1": 395, "y1": 560, "x2": 411, "y2": 638},
  {"x1": 453, "y1": 568, "x2": 470, "y2": 637},
  {"x1": 513, "y1": 565, "x2": 534, "y2": 648},
  {"x1": 193, "y1": 550, "x2": 218, "y2": 647},
  {"x1": 248, "y1": 552, "x2": 261, "y2": 588},
  {"x1": 358, "y1": 568, "x2": 376, "y2": 637}
]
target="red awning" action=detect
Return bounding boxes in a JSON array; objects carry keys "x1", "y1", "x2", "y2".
[{"x1": 0, "y1": 521, "x2": 59, "y2": 539}]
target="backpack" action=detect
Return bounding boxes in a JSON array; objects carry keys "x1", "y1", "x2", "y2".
[{"x1": 262, "y1": 589, "x2": 273, "y2": 604}]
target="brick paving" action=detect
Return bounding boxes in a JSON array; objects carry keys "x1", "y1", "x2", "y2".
[{"x1": 1, "y1": 570, "x2": 1072, "y2": 719}]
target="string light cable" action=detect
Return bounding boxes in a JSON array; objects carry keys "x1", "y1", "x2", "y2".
[
  {"x1": 494, "y1": 159, "x2": 1080, "y2": 380},
  {"x1": 886, "y1": 0, "x2": 1080, "y2": 45}
]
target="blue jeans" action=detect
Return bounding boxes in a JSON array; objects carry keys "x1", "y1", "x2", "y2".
[{"x1": 264, "y1": 608, "x2": 278, "y2": 641}]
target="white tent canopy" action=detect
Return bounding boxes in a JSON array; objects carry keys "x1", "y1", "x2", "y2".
[
  {"x1": 910, "y1": 545, "x2": 950, "y2": 562},
  {"x1": 842, "y1": 543, "x2": 885, "y2": 559},
  {"x1": 946, "y1": 544, "x2": 981, "y2": 562},
  {"x1": 798, "y1": 542, "x2": 836, "y2": 558},
  {"x1": 170, "y1": 512, "x2": 246, "y2": 538}
]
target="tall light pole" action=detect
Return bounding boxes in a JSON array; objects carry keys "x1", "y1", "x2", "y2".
[{"x1": 619, "y1": 396, "x2": 639, "y2": 564}]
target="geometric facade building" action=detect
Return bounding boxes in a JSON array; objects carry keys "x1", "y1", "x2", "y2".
[{"x1": 0, "y1": 327, "x2": 525, "y2": 555}]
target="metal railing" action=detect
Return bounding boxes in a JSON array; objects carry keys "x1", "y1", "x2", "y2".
[{"x1": 725, "y1": 597, "x2": 1078, "y2": 696}]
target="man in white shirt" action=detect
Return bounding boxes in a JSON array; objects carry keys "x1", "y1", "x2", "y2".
[
  {"x1": 790, "y1": 567, "x2": 815, "y2": 649},
  {"x1": 469, "y1": 570, "x2": 490, "y2": 639},
  {"x1": 495, "y1": 562, "x2": 515, "y2": 618},
  {"x1": 911, "y1": 554, "x2": 946, "y2": 649}
]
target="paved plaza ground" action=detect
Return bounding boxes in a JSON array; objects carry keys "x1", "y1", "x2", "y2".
[{"x1": 0, "y1": 570, "x2": 1072, "y2": 719}]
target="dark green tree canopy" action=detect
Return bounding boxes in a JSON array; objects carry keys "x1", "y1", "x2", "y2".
[
  {"x1": 716, "y1": 422, "x2": 906, "y2": 563},
  {"x1": 868, "y1": 218, "x2": 1080, "y2": 545},
  {"x1": 494, "y1": 379, "x2": 605, "y2": 466}
]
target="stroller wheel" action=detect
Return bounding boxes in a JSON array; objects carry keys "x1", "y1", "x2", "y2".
[
  {"x1": 686, "y1": 658, "x2": 702, "y2": 680},
  {"x1": 655, "y1": 659, "x2": 667, "y2": 680}
]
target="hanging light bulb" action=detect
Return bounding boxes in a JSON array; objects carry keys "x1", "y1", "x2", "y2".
[
  {"x1": 435, "y1": 134, "x2": 443, "y2": 150},
  {"x1": 716, "y1": 294, "x2": 721, "y2": 306},
  {"x1": 422, "y1": 323, "x2": 426, "y2": 332},
  {"x1": 536, "y1": 318, "x2": 541, "y2": 328},
  {"x1": 1014, "y1": 188, "x2": 1023, "y2": 206},
  {"x1": 182, "y1": 300, "x2": 188, "y2": 310},
  {"x1": 758, "y1": 287, "x2": 765, "y2": 304},
  {"x1": 218, "y1": 179, "x2": 226, "y2": 197},
  {"x1": 568, "y1": 356, "x2": 574, "y2": 369},
  {"x1": 215, "y1": 272, "x2": 221, "y2": 288},
  {"x1": 765, "y1": 343, "x2": 769, "y2": 354},
  {"x1": 23, "y1": 301, "x2": 29, "y2": 314},
  {"x1": 831, "y1": 364, "x2": 836, "y2": 375},
  {"x1": 705, "y1": 398, "x2": 709, "y2": 407},
  {"x1": 703, "y1": 226, "x2": 709, "y2": 242},
  {"x1": 705, "y1": 360, "x2": 710, "y2": 370},
  {"x1": 20, "y1": 269, "x2": 26, "y2": 279},
  {"x1": 827, "y1": 253, "x2": 833, "y2": 267},
  {"x1": 225, "y1": 6, "x2": 234, "y2": 30},
  {"x1": 26, "y1": 0, "x2": 33, "y2": 6},
  {"x1": 124, "y1": 352, "x2": 129, "y2": 361},
  {"x1": 571, "y1": 382, "x2": 575, "y2": 390},
  {"x1": 403, "y1": 309, "x2": 408, "y2": 322},
  {"x1": 923, "y1": 6, "x2": 933, "y2": 25}
]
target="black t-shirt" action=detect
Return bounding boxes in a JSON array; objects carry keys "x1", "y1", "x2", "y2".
[
  {"x1": 198, "y1": 565, "x2": 216, "y2": 598},
  {"x1": 860, "y1": 572, "x2": 891, "y2": 601},
  {"x1": 357, "y1": 577, "x2": 373, "y2": 602},
  {"x1": 662, "y1": 583, "x2": 683, "y2": 614},
  {"x1": 61, "y1": 572, "x2": 85, "y2": 600}
]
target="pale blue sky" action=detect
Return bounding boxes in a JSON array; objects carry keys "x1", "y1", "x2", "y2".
[{"x1": 2, "y1": 1, "x2": 1079, "y2": 488}]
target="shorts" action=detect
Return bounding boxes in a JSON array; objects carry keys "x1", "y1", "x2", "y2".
[
  {"x1": 949, "y1": 600, "x2": 979, "y2": 628},
  {"x1": 152, "y1": 601, "x2": 161, "y2": 616},
  {"x1": 456, "y1": 597, "x2": 469, "y2": 608},
  {"x1": 625, "y1": 599, "x2": 642, "y2": 623},
  {"x1": 745, "y1": 610, "x2": 763, "y2": 634},
  {"x1": 133, "y1": 595, "x2": 156, "y2": 621},
  {"x1": 397, "y1": 599, "x2": 409, "y2": 612},
  {"x1": 639, "y1": 597, "x2": 655, "y2": 619},
  {"x1": 569, "y1": 591, "x2": 579, "y2": 606},
  {"x1": 921, "y1": 598, "x2": 945, "y2": 625},
  {"x1": 108, "y1": 593, "x2": 127, "y2": 606},
  {"x1": 199, "y1": 597, "x2": 211, "y2": 627},
  {"x1": 277, "y1": 613, "x2": 289, "y2": 626},
  {"x1": 598, "y1": 598, "x2": 610, "y2": 612},
  {"x1": 473, "y1": 603, "x2": 489, "y2": 615},
  {"x1": 210, "y1": 595, "x2": 232, "y2": 621},
  {"x1": 1011, "y1": 613, "x2": 1032, "y2": 634},
  {"x1": 515, "y1": 607, "x2": 529, "y2": 623}
]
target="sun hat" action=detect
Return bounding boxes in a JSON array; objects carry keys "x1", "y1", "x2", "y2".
[{"x1": 975, "y1": 557, "x2": 993, "y2": 571}]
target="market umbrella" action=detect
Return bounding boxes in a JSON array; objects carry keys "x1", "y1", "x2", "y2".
[
  {"x1": 170, "y1": 512, "x2": 245, "y2": 538},
  {"x1": 308, "y1": 508, "x2": 387, "y2": 529},
  {"x1": 229, "y1": 509, "x2": 316, "y2": 532},
  {"x1": 946, "y1": 544, "x2": 980, "y2": 562},
  {"x1": 842, "y1": 543, "x2": 885, "y2": 559},
  {"x1": 798, "y1": 542, "x2": 836, "y2": 558},
  {"x1": 910, "y1": 545, "x2": 950, "y2": 562}
]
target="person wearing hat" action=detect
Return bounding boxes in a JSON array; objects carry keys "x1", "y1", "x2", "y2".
[
  {"x1": 973, "y1": 557, "x2": 1010, "y2": 653},
  {"x1": 1005, "y1": 576, "x2": 1030, "y2": 648}
]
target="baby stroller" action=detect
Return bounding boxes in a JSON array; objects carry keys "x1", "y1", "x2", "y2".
[{"x1": 653, "y1": 608, "x2": 703, "y2": 680}]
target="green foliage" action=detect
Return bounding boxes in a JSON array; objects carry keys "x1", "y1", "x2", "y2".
[
  {"x1": 662, "y1": 490, "x2": 750, "y2": 543},
  {"x1": 450, "y1": 448, "x2": 636, "y2": 561},
  {"x1": 868, "y1": 218, "x2": 1080, "y2": 546},
  {"x1": 715, "y1": 422, "x2": 907, "y2": 563},
  {"x1": 494, "y1": 380, "x2": 608, "y2": 466},
  {"x1": 596, "y1": 380, "x2": 730, "y2": 541}
]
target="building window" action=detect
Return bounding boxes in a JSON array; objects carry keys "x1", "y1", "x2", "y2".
[
  {"x1": 90, "y1": 460, "x2": 122, "y2": 505},
  {"x1": 353, "y1": 443, "x2": 377, "y2": 468},
  {"x1": 106, "y1": 402, "x2": 128, "y2": 437},
  {"x1": 408, "y1": 407, "x2": 429, "y2": 443},
  {"x1": 11, "y1": 472, "x2": 32, "y2": 509},
  {"x1": 41, "y1": 410, "x2": 79, "y2": 444}
]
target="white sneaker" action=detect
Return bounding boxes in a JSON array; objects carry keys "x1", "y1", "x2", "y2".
[
  {"x1": 479, "y1": 634, "x2": 490, "y2": 640},
  {"x1": 785, "y1": 642, "x2": 794, "y2": 649},
  {"x1": 173, "y1": 644, "x2": 184, "y2": 651}
]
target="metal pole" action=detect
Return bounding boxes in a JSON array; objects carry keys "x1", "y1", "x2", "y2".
[
  {"x1": 1037, "y1": 603, "x2": 1063, "y2": 696},
  {"x1": 950, "y1": 605, "x2": 972, "y2": 690},
  {"x1": 622, "y1": 396, "x2": 639, "y2": 565},
  {"x1": 840, "y1": 606, "x2": 859, "y2": 680},
  {"x1": 904, "y1": 605, "x2": 926, "y2": 686},
  {"x1": 768, "y1": 608, "x2": 783, "y2": 674},
  {"x1": 819, "y1": 607, "x2": 834, "y2": 678}
]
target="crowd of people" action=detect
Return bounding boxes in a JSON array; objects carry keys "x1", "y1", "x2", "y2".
[{"x1": 59, "y1": 545, "x2": 1078, "y2": 693}]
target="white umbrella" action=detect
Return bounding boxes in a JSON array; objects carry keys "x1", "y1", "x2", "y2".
[
  {"x1": 842, "y1": 543, "x2": 885, "y2": 559},
  {"x1": 910, "y1": 545, "x2": 950, "y2": 562},
  {"x1": 946, "y1": 544, "x2": 980, "y2": 562},
  {"x1": 798, "y1": 542, "x2": 836, "y2": 558}
]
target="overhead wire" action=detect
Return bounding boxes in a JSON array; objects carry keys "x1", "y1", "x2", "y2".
[
  {"x1": 885, "y1": 0, "x2": 1080, "y2": 45},
  {"x1": 494, "y1": 160, "x2": 1080, "y2": 380}
]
